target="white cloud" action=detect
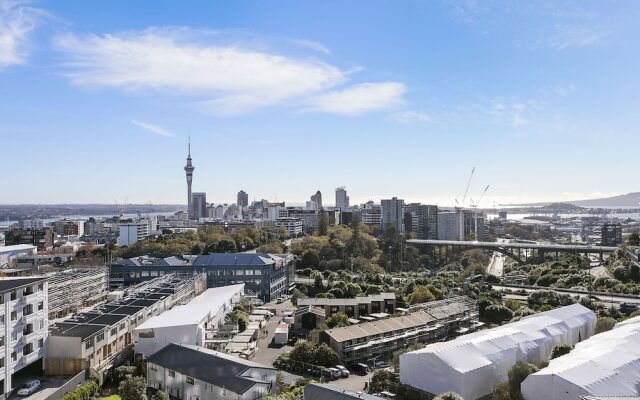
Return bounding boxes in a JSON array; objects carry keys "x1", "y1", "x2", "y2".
[
  {"x1": 489, "y1": 100, "x2": 528, "y2": 128},
  {"x1": 0, "y1": 0, "x2": 38, "y2": 69},
  {"x1": 306, "y1": 82, "x2": 406, "y2": 116},
  {"x1": 290, "y1": 38, "x2": 330, "y2": 55},
  {"x1": 53, "y1": 28, "x2": 352, "y2": 116},
  {"x1": 53, "y1": 28, "x2": 408, "y2": 117},
  {"x1": 131, "y1": 119, "x2": 175, "y2": 137},
  {"x1": 546, "y1": 24, "x2": 609, "y2": 49},
  {"x1": 553, "y1": 84, "x2": 576, "y2": 96},
  {"x1": 392, "y1": 110, "x2": 431, "y2": 124}
]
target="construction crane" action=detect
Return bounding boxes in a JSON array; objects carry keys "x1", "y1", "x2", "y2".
[
  {"x1": 455, "y1": 167, "x2": 476, "y2": 208},
  {"x1": 470, "y1": 185, "x2": 490, "y2": 208}
]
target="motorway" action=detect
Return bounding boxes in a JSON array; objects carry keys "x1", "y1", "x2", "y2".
[{"x1": 493, "y1": 283, "x2": 640, "y2": 307}]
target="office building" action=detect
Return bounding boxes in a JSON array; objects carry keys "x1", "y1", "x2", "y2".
[
  {"x1": 601, "y1": 223, "x2": 623, "y2": 246},
  {"x1": 2, "y1": 228, "x2": 54, "y2": 251},
  {"x1": 360, "y1": 203, "x2": 381, "y2": 227},
  {"x1": 320, "y1": 297, "x2": 478, "y2": 365},
  {"x1": 118, "y1": 219, "x2": 153, "y2": 246},
  {"x1": 288, "y1": 209, "x2": 319, "y2": 231},
  {"x1": 146, "y1": 344, "x2": 276, "y2": 400},
  {"x1": 381, "y1": 197, "x2": 405, "y2": 233},
  {"x1": 275, "y1": 217, "x2": 303, "y2": 237},
  {"x1": 237, "y1": 190, "x2": 249, "y2": 208},
  {"x1": 111, "y1": 253, "x2": 294, "y2": 302},
  {"x1": 46, "y1": 273, "x2": 206, "y2": 383},
  {"x1": 192, "y1": 192, "x2": 207, "y2": 220},
  {"x1": 400, "y1": 304, "x2": 596, "y2": 400},
  {"x1": 185, "y1": 138, "x2": 195, "y2": 219},
  {"x1": 522, "y1": 315, "x2": 640, "y2": 400},
  {"x1": 0, "y1": 278, "x2": 48, "y2": 396},
  {"x1": 438, "y1": 211, "x2": 463, "y2": 240},
  {"x1": 335, "y1": 187, "x2": 349, "y2": 210},
  {"x1": 53, "y1": 220, "x2": 84, "y2": 237},
  {"x1": 134, "y1": 284, "x2": 244, "y2": 358},
  {"x1": 311, "y1": 190, "x2": 322, "y2": 210}
]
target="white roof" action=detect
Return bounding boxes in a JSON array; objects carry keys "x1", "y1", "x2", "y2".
[
  {"x1": 0, "y1": 244, "x2": 37, "y2": 253},
  {"x1": 400, "y1": 304, "x2": 597, "y2": 400},
  {"x1": 135, "y1": 284, "x2": 244, "y2": 330},
  {"x1": 522, "y1": 315, "x2": 640, "y2": 400}
]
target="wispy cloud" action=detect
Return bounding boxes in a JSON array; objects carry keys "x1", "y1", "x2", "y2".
[
  {"x1": 131, "y1": 119, "x2": 175, "y2": 137},
  {"x1": 488, "y1": 100, "x2": 528, "y2": 128},
  {"x1": 52, "y1": 27, "x2": 407, "y2": 117},
  {"x1": 0, "y1": 0, "x2": 39, "y2": 69},
  {"x1": 290, "y1": 38, "x2": 330, "y2": 55},
  {"x1": 392, "y1": 110, "x2": 431, "y2": 124},
  {"x1": 545, "y1": 24, "x2": 609, "y2": 49},
  {"x1": 306, "y1": 82, "x2": 406, "y2": 116},
  {"x1": 552, "y1": 84, "x2": 576, "y2": 96}
]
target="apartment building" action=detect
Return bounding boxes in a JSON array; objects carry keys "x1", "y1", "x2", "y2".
[
  {"x1": 45, "y1": 273, "x2": 206, "y2": 384},
  {"x1": 275, "y1": 217, "x2": 303, "y2": 237},
  {"x1": 118, "y1": 219, "x2": 154, "y2": 246},
  {"x1": 0, "y1": 278, "x2": 48, "y2": 396},
  {"x1": 298, "y1": 293, "x2": 396, "y2": 321},
  {"x1": 47, "y1": 268, "x2": 109, "y2": 319},
  {"x1": 146, "y1": 344, "x2": 276, "y2": 400},
  {"x1": 318, "y1": 297, "x2": 478, "y2": 365}
]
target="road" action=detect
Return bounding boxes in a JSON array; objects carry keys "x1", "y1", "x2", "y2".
[
  {"x1": 487, "y1": 252, "x2": 505, "y2": 277},
  {"x1": 493, "y1": 284, "x2": 640, "y2": 307}
]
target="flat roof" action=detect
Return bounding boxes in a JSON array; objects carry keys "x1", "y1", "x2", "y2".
[
  {"x1": 50, "y1": 323, "x2": 105, "y2": 340},
  {"x1": 0, "y1": 277, "x2": 45, "y2": 292}
]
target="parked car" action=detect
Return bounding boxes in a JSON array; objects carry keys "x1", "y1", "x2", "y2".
[
  {"x1": 336, "y1": 365, "x2": 350, "y2": 377},
  {"x1": 354, "y1": 362, "x2": 369, "y2": 375},
  {"x1": 276, "y1": 297, "x2": 285, "y2": 304},
  {"x1": 373, "y1": 360, "x2": 389, "y2": 369},
  {"x1": 320, "y1": 368, "x2": 335, "y2": 380},
  {"x1": 328, "y1": 367, "x2": 342, "y2": 379},
  {"x1": 17, "y1": 380, "x2": 41, "y2": 397}
]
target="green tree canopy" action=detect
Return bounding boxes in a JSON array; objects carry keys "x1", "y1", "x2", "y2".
[{"x1": 325, "y1": 312, "x2": 350, "y2": 329}]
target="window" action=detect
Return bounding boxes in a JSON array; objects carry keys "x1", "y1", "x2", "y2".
[
  {"x1": 11, "y1": 352, "x2": 16, "y2": 362},
  {"x1": 245, "y1": 269, "x2": 253, "y2": 276},
  {"x1": 97, "y1": 332, "x2": 104, "y2": 342},
  {"x1": 111, "y1": 328, "x2": 117, "y2": 336},
  {"x1": 10, "y1": 291, "x2": 16, "y2": 301},
  {"x1": 38, "y1": 301, "x2": 43, "y2": 311},
  {"x1": 0, "y1": 337, "x2": 3, "y2": 346},
  {"x1": 0, "y1": 358, "x2": 4, "y2": 368},
  {"x1": 38, "y1": 283, "x2": 43, "y2": 291},
  {"x1": 255, "y1": 269, "x2": 262, "y2": 276},
  {"x1": 186, "y1": 376, "x2": 194, "y2": 385},
  {"x1": 236, "y1": 270, "x2": 244, "y2": 276},
  {"x1": 38, "y1": 338, "x2": 43, "y2": 348},
  {"x1": 85, "y1": 340, "x2": 93, "y2": 350},
  {"x1": 0, "y1": 294, "x2": 3, "y2": 304},
  {"x1": 119, "y1": 323, "x2": 126, "y2": 331},
  {"x1": 11, "y1": 332, "x2": 17, "y2": 341},
  {"x1": 10, "y1": 311, "x2": 16, "y2": 321},
  {"x1": 168, "y1": 370, "x2": 175, "y2": 378}
]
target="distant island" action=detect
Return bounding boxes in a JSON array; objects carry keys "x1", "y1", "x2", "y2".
[{"x1": 503, "y1": 192, "x2": 640, "y2": 208}]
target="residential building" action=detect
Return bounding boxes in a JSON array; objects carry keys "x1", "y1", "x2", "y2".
[
  {"x1": 146, "y1": 343, "x2": 276, "y2": 400},
  {"x1": 0, "y1": 278, "x2": 48, "y2": 396},
  {"x1": 18, "y1": 220, "x2": 44, "y2": 230},
  {"x1": 311, "y1": 190, "x2": 322, "y2": 210},
  {"x1": 0, "y1": 245, "x2": 37, "y2": 267},
  {"x1": 118, "y1": 219, "x2": 153, "y2": 246},
  {"x1": 298, "y1": 293, "x2": 396, "y2": 321},
  {"x1": 267, "y1": 207, "x2": 289, "y2": 221},
  {"x1": 400, "y1": 304, "x2": 596, "y2": 400},
  {"x1": 319, "y1": 297, "x2": 478, "y2": 365},
  {"x1": 275, "y1": 217, "x2": 303, "y2": 237},
  {"x1": 601, "y1": 223, "x2": 623, "y2": 246},
  {"x1": 53, "y1": 220, "x2": 84, "y2": 237},
  {"x1": 47, "y1": 268, "x2": 109, "y2": 319},
  {"x1": 288, "y1": 209, "x2": 319, "y2": 231},
  {"x1": 46, "y1": 273, "x2": 206, "y2": 383},
  {"x1": 360, "y1": 203, "x2": 381, "y2": 227},
  {"x1": 134, "y1": 284, "x2": 245, "y2": 358},
  {"x1": 3, "y1": 228, "x2": 54, "y2": 251},
  {"x1": 304, "y1": 383, "x2": 385, "y2": 400},
  {"x1": 111, "y1": 253, "x2": 294, "y2": 302},
  {"x1": 381, "y1": 197, "x2": 405, "y2": 233},
  {"x1": 293, "y1": 306, "x2": 325, "y2": 332},
  {"x1": 438, "y1": 211, "x2": 463, "y2": 240},
  {"x1": 416, "y1": 204, "x2": 438, "y2": 240},
  {"x1": 335, "y1": 187, "x2": 349, "y2": 210},
  {"x1": 83, "y1": 218, "x2": 100, "y2": 235},
  {"x1": 237, "y1": 190, "x2": 249, "y2": 208},
  {"x1": 192, "y1": 193, "x2": 207, "y2": 220}
]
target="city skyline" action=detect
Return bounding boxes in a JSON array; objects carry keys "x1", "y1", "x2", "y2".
[{"x1": 1, "y1": 1, "x2": 639, "y2": 205}]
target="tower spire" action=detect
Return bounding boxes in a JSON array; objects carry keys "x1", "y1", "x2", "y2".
[{"x1": 188, "y1": 135, "x2": 191, "y2": 158}]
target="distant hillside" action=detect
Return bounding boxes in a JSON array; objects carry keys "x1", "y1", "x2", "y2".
[{"x1": 505, "y1": 192, "x2": 640, "y2": 208}]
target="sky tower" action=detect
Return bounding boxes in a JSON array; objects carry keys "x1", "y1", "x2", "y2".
[{"x1": 184, "y1": 137, "x2": 195, "y2": 219}]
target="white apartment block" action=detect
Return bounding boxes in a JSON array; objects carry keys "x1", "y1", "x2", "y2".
[
  {"x1": 0, "y1": 278, "x2": 48, "y2": 397},
  {"x1": 275, "y1": 218, "x2": 303, "y2": 237},
  {"x1": 118, "y1": 219, "x2": 153, "y2": 246}
]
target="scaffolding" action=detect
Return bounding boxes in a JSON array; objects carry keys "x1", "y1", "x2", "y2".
[{"x1": 47, "y1": 267, "x2": 109, "y2": 319}]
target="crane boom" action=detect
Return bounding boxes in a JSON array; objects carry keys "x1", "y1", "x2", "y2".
[
  {"x1": 461, "y1": 167, "x2": 475, "y2": 206},
  {"x1": 476, "y1": 185, "x2": 490, "y2": 207}
]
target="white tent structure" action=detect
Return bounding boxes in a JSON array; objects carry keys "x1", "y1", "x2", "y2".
[
  {"x1": 522, "y1": 315, "x2": 640, "y2": 400},
  {"x1": 134, "y1": 284, "x2": 244, "y2": 358},
  {"x1": 400, "y1": 304, "x2": 596, "y2": 400}
]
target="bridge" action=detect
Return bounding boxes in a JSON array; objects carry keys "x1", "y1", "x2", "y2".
[{"x1": 407, "y1": 239, "x2": 618, "y2": 265}]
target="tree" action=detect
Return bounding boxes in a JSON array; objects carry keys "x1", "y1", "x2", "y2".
[
  {"x1": 507, "y1": 362, "x2": 538, "y2": 400},
  {"x1": 118, "y1": 376, "x2": 147, "y2": 400},
  {"x1": 150, "y1": 391, "x2": 170, "y2": 400},
  {"x1": 408, "y1": 285, "x2": 435, "y2": 305},
  {"x1": 259, "y1": 240, "x2": 285, "y2": 254},
  {"x1": 290, "y1": 288, "x2": 304, "y2": 306},
  {"x1": 300, "y1": 249, "x2": 320, "y2": 269},
  {"x1": 629, "y1": 232, "x2": 640, "y2": 246},
  {"x1": 434, "y1": 392, "x2": 465, "y2": 400},
  {"x1": 289, "y1": 340, "x2": 317, "y2": 364},
  {"x1": 215, "y1": 239, "x2": 237, "y2": 253},
  {"x1": 318, "y1": 209, "x2": 328, "y2": 236},
  {"x1": 113, "y1": 365, "x2": 137, "y2": 383},
  {"x1": 365, "y1": 284, "x2": 382, "y2": 295},
  {"x1": 227, "y1": 309, "x2": 249, "y2": 332},
  {"x1": 370, "y1": 369, "x2": 399, "y2": 393},
  {"x1": 315, "y1": 342, "x2": 339, "y2": 367},
  {"x1": 392, "y1": 342, "x2": 423, "y2": 370},
  {"x1": 551, "y1": 344, "x2": 572, "y2": 359},
  {"x1": 595, "y1": 316, "x2": 616, "y2": 334},
  {"x1": 325, "y1": 312, "x2": 350, "y2": 329},
  {"x1": 484, "y1": 305, "x2": 513, "y2": 325},
  {"x1": 504, "y1": 299, "x2": 521, "y2": 312}
]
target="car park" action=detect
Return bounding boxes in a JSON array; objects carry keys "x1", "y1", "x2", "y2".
[{"x1": 17, "y1": 380, "x2": 41, "y2": 397}]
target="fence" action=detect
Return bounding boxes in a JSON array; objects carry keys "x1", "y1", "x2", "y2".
[{"x1": 44, "y1": 370, "x2": 89, "y2": 400}]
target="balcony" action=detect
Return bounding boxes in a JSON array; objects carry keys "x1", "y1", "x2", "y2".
[
  {"x1": 21, "y1": 330, "x2": 38, "y2": 343},
  {"x1": 20, "y1": 350, "x2": 40, "y2": 366}
]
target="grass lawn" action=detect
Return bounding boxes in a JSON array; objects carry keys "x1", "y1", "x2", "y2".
[{"x1": 105, "y1": 395, "x2": 121, "y2": 400}]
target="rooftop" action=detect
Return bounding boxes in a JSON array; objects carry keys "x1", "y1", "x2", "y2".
[
  {"x1": 0, "y1": 277, "x2": 45, "y2": 292},
  {"x1": 147, "y1": 343, "x2": 274, "y2": 394},
  {"x1": 304, "y1": 383, "x2": 384, "y2": 400}
]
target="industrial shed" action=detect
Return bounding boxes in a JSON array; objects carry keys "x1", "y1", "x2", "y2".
[
  {"x1": 400, "y1": 304, "x2": 596, "y2": 400},
  {"x1": 522, "y1": 315, "x2": 640, "y2": 400}
]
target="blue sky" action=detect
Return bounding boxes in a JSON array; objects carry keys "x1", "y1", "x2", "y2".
[{"x1": 1, "y1": 0, "x2": 638, "y2": 206}]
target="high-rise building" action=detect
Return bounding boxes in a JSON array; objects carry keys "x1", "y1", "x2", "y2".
[
  {"x1": 237, "y1": 190, "x2": 249, "y2": 208},
  {"x1": 184, "y1": 138, "x2": 195, "y2": 219},
  {"x1": 192, "y1": 192, "x2": 207, "y2": 219},
  {"x1": 416, "y1": 205, "x2": 439, "y2": 240},
  {"x1": 335, "y1": 187, "x2": 349, "y2": 210},
  {"x1": 602, "y1": 223, "x2": 623, "y2": 246},
  {"x1": 437, "y1": 211, "x2": 463, "y2": 240},
  {"x1": 311, "y1": 190, "x2": 323, "y2": 210},
  {"x1": 381, "y1": 197, "x2": 405, "y2": 233}
]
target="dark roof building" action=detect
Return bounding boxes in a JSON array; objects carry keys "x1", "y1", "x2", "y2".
[{"x1": 304, "y1": 383, "x2": 385, "y2": 400}]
